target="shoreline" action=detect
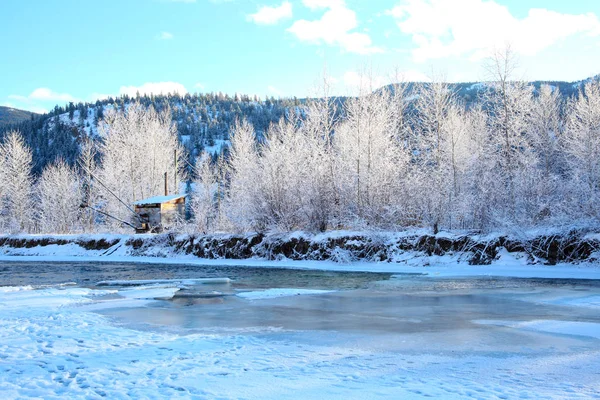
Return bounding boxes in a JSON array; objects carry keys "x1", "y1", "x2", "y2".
[
  {"x1": 1, "y1": 230, "x2": 600, "y2": 280},
  {"x1": 1, "y1": 253, "x2": 600, "y2": 280}
]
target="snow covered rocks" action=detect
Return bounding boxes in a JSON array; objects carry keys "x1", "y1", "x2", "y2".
[{"x1": 2, "y1": 229, "x2": 599, "y2": 266}]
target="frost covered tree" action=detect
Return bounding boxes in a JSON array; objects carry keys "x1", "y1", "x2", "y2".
[
  {"x1": 530, "y1": 84, "x2": 563, "y2": 178},
  {"x1": 334, "y1": 83, "x2": 404, "y2": 227},
  {"x1": 453, "y1": 105, "x2": 493, "y2": 229},
  {"x1": 527, "y1": 84, "x2": 564, "y2": 223},
  {"x1": 98, "y1": 102, "x2": 186, "y2": 228},
  {"x1": 563, "y1": 80, "x2": 600, "y2": 220},
  {"x1": 224, "y1": 119, "x2": 260, "y2": 232},
  {"x1": 300, "y1": 76, "x2": 340, "y2": 231},
  {"x1": 484, "y1": 46, "x2": 536, "y2": 224},
  {"x1": 191, "y1": 153, "x2": 218, "y2": 233},
  {"x1": 0, "y1": 131, "x2": 34, "y2": 233},
  {"x1": 257, "y1": 116, "x2": 307, "y2": 231},
  {"x1": 411, "y1": 79, "x2": 456, "y2": 232},
  {"x1": 37, "y1": 159, "x2": 82, "y2": 234},
  {"x1": 442, "y1": 103, "x2": 478, "y2": 228},
  {"x1": 78, "y1": 138, "x2": 101, "y2": 232}
]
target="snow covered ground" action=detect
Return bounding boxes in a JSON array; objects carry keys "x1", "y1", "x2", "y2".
[{"x1": 2, "y1": 268, "x2": 600, "y2": 399}]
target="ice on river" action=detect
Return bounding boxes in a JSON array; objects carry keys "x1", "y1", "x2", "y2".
[
  {"x1": 474, "y1": 319, "x2": 600, "y2": 340},
  {"x1": 237, "y1": 288, "x2": 335, "y2": 300},
  {"x1": 1, "y1": 279, "x2": 600, "y2": 399}
]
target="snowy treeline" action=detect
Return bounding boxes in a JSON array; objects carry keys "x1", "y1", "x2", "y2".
[
  {"x1": 195, "y1": 71, "x2": 600, "y2": 234},
  {"x1": 0, "y1": 103, "x2": 184, "y2": 234},
  {"x1": 0, "y1": 92, "x2": 299, "y2": 174},
  {"x1": 1, "y1": 66, "x2": 600, "y2": 235}
]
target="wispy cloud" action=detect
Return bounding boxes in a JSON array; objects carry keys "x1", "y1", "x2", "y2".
[
  {"x1": 9, "y1": 87, "x2": 79, "y2": 103},
  {"x1": 388, "y1": 0, "x2": 600, "y2": 62},
  {"x1": 247, "y1": 1, "x2": 293, "y2": 25},
  {"x1": 267, "y1": 85, "x2": 282, "y2": 96},
  {"x1": 157, "y1": 31, "x2": 174, "y2": 40},
  {"x1": 302, "y1": 0, "x2": 344, "y2": 10},
  {"x1": 288, "y1": 0, "x2": 382, "y2": 55},
  {"x1": 6, "y1": 83, "x2": 191, "y2": 114}
]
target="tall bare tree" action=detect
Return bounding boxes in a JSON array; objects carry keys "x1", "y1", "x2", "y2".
[{"x1": 0, "y1": 131, "x2": 34, "y2": 233}]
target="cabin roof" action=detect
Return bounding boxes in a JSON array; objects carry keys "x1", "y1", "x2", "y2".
[{"x1": 134, "y1": 194, "x2": 187, "y2": 206}]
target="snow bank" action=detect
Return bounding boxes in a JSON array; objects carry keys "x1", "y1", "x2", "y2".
[
  {"x1": 0, "y1": 286, "x2": 113, "y2": 309},
  {"x1": 1, "y1": 229, "x2": 600, "y2": 279}
]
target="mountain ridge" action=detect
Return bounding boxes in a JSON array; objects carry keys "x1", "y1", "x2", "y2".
[
  {"x1": 1, "y1": 74, "x2": 598, "y2": 174},
  {"x1": 0, "y1": 106, "x2": 38, "y2": 127}
]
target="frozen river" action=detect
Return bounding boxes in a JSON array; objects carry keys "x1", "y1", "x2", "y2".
[{"x1": 1, "y1": 261, "x2": 600, "y2": 399}]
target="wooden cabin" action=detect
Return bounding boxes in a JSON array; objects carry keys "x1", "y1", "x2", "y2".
[{"x1": 133, "y1": 194, "x2": 187, "y2": 233}]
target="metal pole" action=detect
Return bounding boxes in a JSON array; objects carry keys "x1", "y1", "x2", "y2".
[
  {"x1": 164, "y1": 171, "x2": 168, "y2": 196},
  {"x1": 174, "y1": 149, "x2": 178, "y2": 195}
]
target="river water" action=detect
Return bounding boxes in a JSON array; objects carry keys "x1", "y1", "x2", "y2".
[
  {"x1": 2, "y1": 261, "x2": 600, "y2": 398},
  {"x1": 2, "y1": 261, "x2": 599, "y2": 340}
]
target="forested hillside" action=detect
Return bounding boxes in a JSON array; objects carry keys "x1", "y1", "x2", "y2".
[
  {"x1": 0, "y1": 106, "x2": 37, "y2": 127},
  {"x1": 1, "y1": 75, "x2": 596, "y2": 174},
  {"x1": 0, "y1": 93, "x2": 302, "y2": 173},
  {"x1": 1, "y1": 67, "x2": 600, "y2": 236}
]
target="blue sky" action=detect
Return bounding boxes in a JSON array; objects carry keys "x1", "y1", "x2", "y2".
[{"x1": 1, "y1": 0, "x2": 599, "y2": 113}]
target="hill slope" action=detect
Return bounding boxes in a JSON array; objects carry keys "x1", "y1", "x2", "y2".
[
  {"x1": 0, "y1": 75, "x2": 597, "y2": 174},
  {"x1": 0, "y1": 106, "x2": 38, "y2": 127}
]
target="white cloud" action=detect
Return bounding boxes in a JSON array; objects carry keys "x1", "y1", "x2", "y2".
[
  {"x1": 119, "y1": 82, "x2": 188, "y2": 97},
  {"x1": 342, "y1": 71, "x2": 391, "y2": 90},
  {"x1": 393, "y1": 69, "x2": 431, "y2": 82},
  {"x1": 288, "y1": 0, "x2": 382, "y2": 55},
  {"x1": 247, "y1": 1, "x2": 292, "y2": 25},
  {"x1": 14, "y1": 88, "x2": 79, "y2": 102},
  {"x1": 7, "y1": 87, "x2": 81, "y2": 114},
  {"x1": 28, "y1": 106, "x2": 49, "y2": 114},
  {"x1": 7, "y1": 88, "x2": 79, "y2": 113},
  {"x1": 194, "y1": 82, "x2": 206, "y2": 90},
  {"x1": 157, "y1": 31, "x2": 174, "y2": 40},
  {"x1": 302, "y1": 0, "x2": 344, "y2": 10},
  {"x1": 342, "y1": 71, "x2": 365, "y2": 88},
  {"x1": 267, "y1": 85, "x2": 282, "y2": 96},
  {"x1": 388, "y1": 0, "x2": 600, "y2": 62}
]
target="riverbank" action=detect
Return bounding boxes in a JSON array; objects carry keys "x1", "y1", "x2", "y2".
[{"x1": 1, "y1": 230, "x2": 600, "y2": 279}]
